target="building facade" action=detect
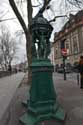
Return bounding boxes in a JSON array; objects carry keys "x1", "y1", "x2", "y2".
[
  {"x1": 53, "y1": 10, "x2": 83, "y2": 66},
  {"x1": 49, "y1": 45, "x2": 54, "y2": 65}
]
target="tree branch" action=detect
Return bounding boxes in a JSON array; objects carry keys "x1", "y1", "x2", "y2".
[
  {"x1": 49, "y1": 15, "x2": 67, "y2": 23},
  {"x1": 9, "y1": 0, "x2": 28, "y2": 34},
  {"x1": 38, "y1": 0, "x2": 51, "y2": 14},
  {"x1": 67, "y1": 0, "x2": 82, "y2": 7},
  {"x1": 27, "y1": 0, "x2": 33, "y2": 26},
  {"x1": 0, "y1": 18, "x2": 16, "y2": 22},
  {"x1": 32, "y1": 4, "x2": 41, "y2": 7}
]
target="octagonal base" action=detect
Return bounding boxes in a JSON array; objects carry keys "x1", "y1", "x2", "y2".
[
  {"x1": 20, "y1": 106, "x2": 65, "y2": 125},
  {"x1": 20, "y1": 59, "x2": 65, "y2": 125}
]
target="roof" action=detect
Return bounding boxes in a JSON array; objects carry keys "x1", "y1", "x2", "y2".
[{"x1": 54, "y1": 10, "x2": 83, "y2": 43}]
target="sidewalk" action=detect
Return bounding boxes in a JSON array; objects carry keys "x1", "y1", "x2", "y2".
[
  {"x1": 0, "y1": 72, "x2": 25, "y2": 125},
  {"x1": 53, "y1": 73, "x2": 83, "y2": 125},
  {"x1": 6, "y1": 72, "x2": 83, "y2": 125}
]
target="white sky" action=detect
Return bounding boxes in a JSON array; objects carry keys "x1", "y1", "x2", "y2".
[{"x1": 0, "y1": 0, "x2": 82, "y2": 64}]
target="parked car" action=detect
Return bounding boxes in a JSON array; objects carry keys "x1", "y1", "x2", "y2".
[
  {"x1": 72, "y1": 62, "x2": 79, "y2": 72},
  {"x1": 57, "y1": 66, "x2": 72, "y2": 73},
  {"x1": 55, "y1": 64, "x2": 59, "y2": 72}
]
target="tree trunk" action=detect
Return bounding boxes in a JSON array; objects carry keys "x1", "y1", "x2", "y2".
[
  {"x1": 26, "y1": 30, "x2": 32, "y2": 85},
  {"x1": 8, "y1": 0, "x2": 52, "y2": 85}
]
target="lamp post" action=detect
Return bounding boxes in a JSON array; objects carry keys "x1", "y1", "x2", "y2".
[
  {"x1": 20, "y1": 13, "x2": 65, "y2": 125},
  {"x1": 60, "y1": 38, "x2": 67, "y2": 80},
  {"x1": 61, "y1": 48, "x2": 67, "y2": 80},
  {"x1": 63, "y1": 55, "x2": 67, "y2": 80}
]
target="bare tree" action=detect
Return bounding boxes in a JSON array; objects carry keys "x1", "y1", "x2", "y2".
[
  {"x1": 67, "y1": 0, "x2": 82, "y2": 5},
  {"x1": 8, "y1": 0, "x2": 52, "y2": 85},
  {"x1": 0, "y1": 25, "x2": 17, "y2": 71},
  {"x1": 64, "y1": 0, "x2": 83, "y2": 10},
  {"x1": 0, "y1": 54, "x2": 4, "y2": 70}
]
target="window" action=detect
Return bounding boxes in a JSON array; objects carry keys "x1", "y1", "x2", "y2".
[
  {"x1": 65, "y1": 40, "x2": 70, "y2": 55},
  {"x1": 73, "y1": 36, "x2": 78, "y2": 54},
  {"x1": 65, "y1": 43, "x2": 69, "y2": 49},
  {"x1": 55, "y1": 47, "x2": 58, "y2": 58}
]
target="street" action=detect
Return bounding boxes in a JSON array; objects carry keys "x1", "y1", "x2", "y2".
[{"x1": 0, "y1": 72, "x2": 25, "y2": 125}]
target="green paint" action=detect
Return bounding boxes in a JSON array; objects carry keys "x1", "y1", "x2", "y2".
[
  {"x1": 20, "y1": 13, "x2": 65, "y2": 125},
  {"x1": 20, "y1": 59, "x2": 65, "y2": 125}
]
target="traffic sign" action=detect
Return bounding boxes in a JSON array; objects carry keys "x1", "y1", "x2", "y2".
[{"x1": 61, "y1": 48, "x2": 67, "y2": 56}]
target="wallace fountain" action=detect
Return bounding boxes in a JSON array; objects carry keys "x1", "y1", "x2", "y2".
[{"x1": 20, "y1": 12, "x2": 65, "y2": 125}]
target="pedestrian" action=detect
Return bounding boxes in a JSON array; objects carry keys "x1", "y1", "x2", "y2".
[{"x1": 78, "y1": 55, "x2": 83, "y2": 88}]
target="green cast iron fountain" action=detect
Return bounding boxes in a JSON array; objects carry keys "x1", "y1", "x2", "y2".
[{"x1": 20, "y1": 12, "x2": 65, "y2": 125}]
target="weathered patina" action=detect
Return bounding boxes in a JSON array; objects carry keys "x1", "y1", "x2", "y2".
[{"x1": 20, "y1": 12, "x2": 65, "y2": 125}]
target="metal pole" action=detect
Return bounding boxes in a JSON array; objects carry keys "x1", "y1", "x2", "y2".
[
  {"x1": 77, "y1": 72, "x2": 79, "y2": 85},
  {"x1": 63, "y1": 56, "x2": 66, "y2": 80}
]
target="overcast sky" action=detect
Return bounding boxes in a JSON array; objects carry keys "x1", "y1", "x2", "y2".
[{"x1": 0, "y1": 0, "x2": 82, "y2": 64}]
